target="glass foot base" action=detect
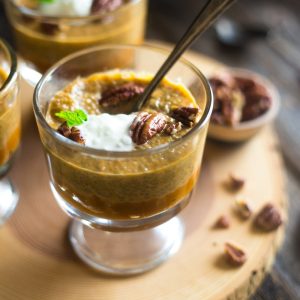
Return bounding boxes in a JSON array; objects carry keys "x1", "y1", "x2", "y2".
[
  {"x1": 0, "y1": 178, "x2": 19, "y2": 226},
  {"x1": 69, "y1": 217, "x2": 184, "y2": 275}
]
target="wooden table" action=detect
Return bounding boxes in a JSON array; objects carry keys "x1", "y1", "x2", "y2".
[
  {"x1": 148, "y1": 1, "x2": 300, "y2": 299},
  {"x1": 1, "y1": 0, "x2": 300, "y2": 299}
]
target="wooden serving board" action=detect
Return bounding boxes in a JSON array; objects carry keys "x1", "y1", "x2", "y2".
[{"x1": 0, "y1": 50, "x2": 287, "y2": 300}]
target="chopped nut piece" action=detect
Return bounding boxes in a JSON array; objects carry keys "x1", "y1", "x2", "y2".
[
  {"x1": 234, "y1": 77, "x2": 255, "y2": 92},
  {"x1": 209, "y1": 75, "x2": 245, "y2": 126},
  {"x1": 57, "y1": 122, "x2": 71, "y2": 137},
  {"x1": 224, "y1": 242, "x2": 247, "y2": 266},
  {"x1": 39, "y1": 23, "x2": 59, "y2": 36},
  {"x1": 215, "y1": 215, "x2": 230, "y2": 229},
  {"x1": 235, "y1": 199, "x2": 252, "y2": 219},
  {"x1": 99, "y1": 83, "x2": 145, "y2": 108},
  {"x1": 255, "y1": 203, "x2": 282, "y2": 231},
  {"x1": 69, "y1": 127, "x2": 85, "y2": 145},
  {"x1": 209, "y1": 74, "x2": 236, "y2": 90},
  {"x1": 164, "y1": 121, "x2": 182, "y2": 135},
  {"x1": 171, "y1": 107, "x2": 200, "y2": 127},
  {"x1": 130, "y1": 112, "x2": 167, "y2": 145},
  {"x1": 228, "y1": 174, "x2": 245, "y2": 191},
  {"x1": 57, "y1": 122, "x2": 85, "y2": 145},
  {"x1": 91, "y1": 0, "x2": 123, "y2": 14}
]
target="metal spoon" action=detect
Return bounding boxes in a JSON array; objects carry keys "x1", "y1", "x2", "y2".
[
  {"x1": 214, "y1": 18, "x2": 269, "y2": 49},
  {"x1": 134, "y1": 0, "x2": 237, "y2": 111},
  {"x1": 214, "y1": 18, "x2": 300, "y2": 78}
]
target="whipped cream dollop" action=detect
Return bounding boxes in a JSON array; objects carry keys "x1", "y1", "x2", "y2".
[
  {"x1": 39, "y1": 0, "x2": 93, "y2": 17},
  {"x1": 78, "y1": 114, "x2": 136, "y2": 151}
]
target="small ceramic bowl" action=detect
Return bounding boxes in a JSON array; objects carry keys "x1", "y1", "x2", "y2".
[{"x1": 208, "y1": 68, "x2": 280, "y2": 142}]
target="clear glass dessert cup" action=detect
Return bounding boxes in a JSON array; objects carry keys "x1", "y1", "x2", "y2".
[
  {"x1": 0, "y1": 39, "x2": 20, "y2": 226},
  {"x1": 33, "y1": 45, "x2": 213, "y2": 275},
  {"x1": 4, "y1": 0, "x2": 147, "y2": 85}
]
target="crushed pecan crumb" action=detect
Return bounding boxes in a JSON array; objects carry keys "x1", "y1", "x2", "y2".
[
  {"x1": 235, "y1": 199, "x2": 252, "y2": 220},
  {"x1": 164, "y1": 121, "x2": 182, "y2": 135},
  {"x1": 99, "y1": 83, "x2": 145, "y2": 108},
  {"x1": 214, "y1": 215, "x2": 230, "y2": 229},
  {"x1": 171, "y1": 107, "x2": 200, "y2": 127},
  {"x1": 228, "y1": 174, "x2": 245, "y2": 191},
  {"x1": 130, "y1": 112, "x2": 168, "y2": 145},
  {"x1": 224, "y1": 242, "x2": 247, "y2": 266},
  {"x1": 254, "y1": 203, "x2": 282, "y2": 231},
  {"x1": 91, "y1": 0, "x2": 123, "y2": 14},
  {"x1": 57, "y1": 122, "x2": 85, "y2": 145},
  {"x1": 39, "y1": 22, "x2": 59, "y2": 36}
]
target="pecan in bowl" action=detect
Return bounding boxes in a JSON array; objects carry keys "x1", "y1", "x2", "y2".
[
  {"x1": 208, "y1": 68, "x2": 280, "y2": 142},
  {"x1": 254, "y1": 203, "x2": 283, "y2": 231}
]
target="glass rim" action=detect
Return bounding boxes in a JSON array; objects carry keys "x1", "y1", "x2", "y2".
[
  {"x1": 33, "y1": 44, "x2": 213, "y2": 158},
  {"x1": 0, "y1": 39, "x2": 18, "y2": 95},
  {"x1": 7, "y1": 0, "x2": 143, "y2": 21}
]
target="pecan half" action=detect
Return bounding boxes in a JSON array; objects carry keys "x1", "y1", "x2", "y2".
[
  {"x1": 242, "y1": 93, "x2": 271, "y2": 121},
  {"x1": 214, "y1": 215, "x2": 230, "y2": 229},
  {"x1": 99, "y1": 83, "x2": 145, "y2": 108},
  {"x1": 235, "y1": 199, "x2": 252, "y2": 220},
  {"x1": 255, "y1": 203, "x2": 282, "y2": 231},
  {"x1": 224, "y1": 242, "x2": 247, "y2": 266},
  {"x1": 57, "y1": 122, "x2": 85, "y2": 145},
  {"x1": 171, "y1": 107, "x2": 200, "y2": 127},
  {"x1": 91, "y1": 0, "x2": 123, "y2": 13},
  {"x1": 209, "y1": 74, "x2": 236, "y2": 90},
  {"x1": 130, "y1": 112, "x2": 167, "y2": 145},
  {"x1": 234, "y1": 76, "x2": 255, "y2": 92}
]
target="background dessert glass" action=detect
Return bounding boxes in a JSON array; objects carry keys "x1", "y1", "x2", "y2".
[
  {"x1": 4, "y1": 0, "x2": 147, "y2": 83},
  {"x1": 0, "y1": 39, "x2": 20, "y2": 225},
  {"x1": 33, "y1": 45, "x2": 213, "y2": 275}
]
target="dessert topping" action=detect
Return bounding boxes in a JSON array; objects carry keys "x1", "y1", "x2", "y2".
[
  {"x1": 91, "y1": 0, "x2": 123, "y2": 14},
  {"x1": 57, "y1": 122, "x2": 85, "y2": 144},
  {"x1": 171, "y1": 107, "x2": 200, "y2": 127},
  {"x1": 224, "y1": 242, "x2": 247, "y2": 266},
  {"x1": 99, "y1": 83, "x2": 145, "y2": 108},
  {"x1": 55, "y1": 109, "x2": 88, "y2": 127},
  {"x1": 38, "y1": 0, "x2": 94, "y2": 17},
  {"x1": 39, "y1": 22, "x2": 59, "y2": 36},
  {"x1": 254, "y1": 203, "x2": 282, "y2": 231},
  {"x1": 130, "y1": 112, "x2": 168, "y2": 145},
  {"x1": 164, "y1": 121, "x2": 182, "y2": 135},
  {"x1": 214, "y1": 215, "x2": 230, "y2": 229},
  {"x1": 78, "y1": 114, "x2": 135, "y2": 151}
]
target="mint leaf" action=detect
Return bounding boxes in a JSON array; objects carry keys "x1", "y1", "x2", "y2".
[
  {"x1": 55, "y1": 109, "x2": 88, "y2": 127},
  {"x1": 38, "y1": 0, "x2": 55, "y2": 3}
]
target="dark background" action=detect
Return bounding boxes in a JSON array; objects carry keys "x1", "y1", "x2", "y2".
[{"x1": 1, "y1": 0, "x2": 300, "y2": 299}]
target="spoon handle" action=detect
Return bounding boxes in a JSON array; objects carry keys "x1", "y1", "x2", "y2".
[{"x1": 135, "y1": 0, "x2": 236, "y2": 111}]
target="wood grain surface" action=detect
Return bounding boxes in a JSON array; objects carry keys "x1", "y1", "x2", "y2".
[
  {"x1": 0, "y1": 50, "x2": 287, "y2": 300},
  {"x1": 147, "y1": 1, "x2": 300, "y2": 298}
]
